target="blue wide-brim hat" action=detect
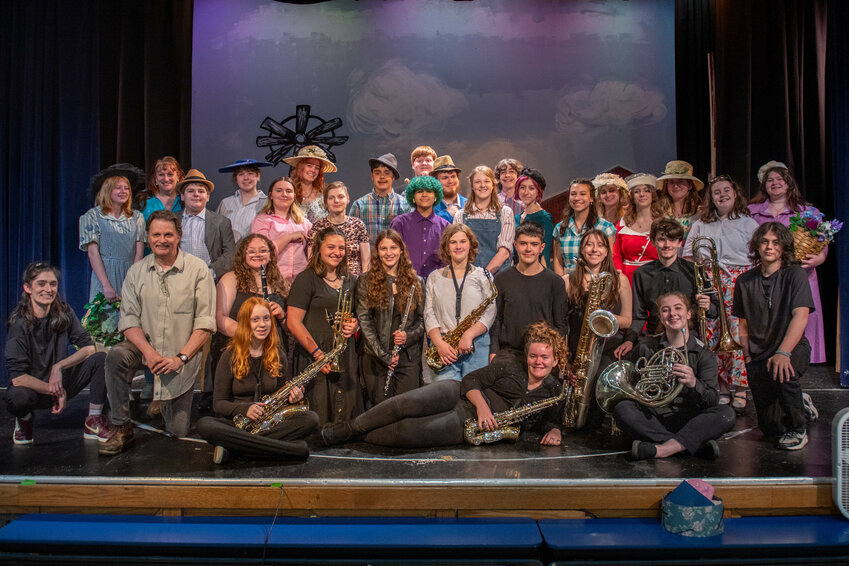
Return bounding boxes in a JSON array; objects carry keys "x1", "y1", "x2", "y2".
[
  {"x1": 218, "y1": 158, "x2": 274, "y2": 173},
  {"x1": 405, "y1": 175, "x2": 444, "y2": 208}
]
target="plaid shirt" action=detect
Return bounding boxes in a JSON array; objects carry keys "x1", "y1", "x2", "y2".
[
  {"x1": 349, "y1": 189, "x2": 411, "y2": 245},
  {"x1": 498, "y1": 192, "x2": 525, "y2": 216},
  {"x1": 553, "y1": 216, "x2": 616, "y2": 271}
]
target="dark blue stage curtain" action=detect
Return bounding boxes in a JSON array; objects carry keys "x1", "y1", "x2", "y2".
[
  {"x1": 0, "y1": 2, "x2": 100, "y2": 384},
  {"x1": 828, "y1": 2, "x2": 849, "y2": 386}
]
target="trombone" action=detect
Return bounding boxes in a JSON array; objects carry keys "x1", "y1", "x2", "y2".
[{"x1": 691, "y1": 236, "x2": 742, "y2": 352}]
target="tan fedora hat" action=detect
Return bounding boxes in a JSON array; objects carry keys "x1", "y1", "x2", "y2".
[
  {"x1": 283, "y1": 145, "x2": 338, "y2": 173},
  {"x1": 176, "y1": 169, "x2": 214, "y2": 193},
  {"x1": 429, "y1": 155, "x2": 462, "y2": 176}
]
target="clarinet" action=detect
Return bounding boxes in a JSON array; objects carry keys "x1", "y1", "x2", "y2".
[
  {"x1": 385, "y1": 285, "x2": 416, "y2": 396},
  {"x1": 260, "y1": 263, "x2": 269, "y2": 300}
]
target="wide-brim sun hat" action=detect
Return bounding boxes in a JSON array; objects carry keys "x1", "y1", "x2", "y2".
[
  {"x1": 368, "y1": 153, "x2": 400, "y2": 180},
  {"x1": 89, "y1": 163, "x2": 146, "y2": 201},
  {"x1": 218, "y1": 158, "x2": 274, "y2": 173},
  {"x1": 656, "y1": 160, "x2": 704, "y2": 191},
  {"x1": 175, "y1": 169, "x2": 215, "y2": 193},
  {"x1": 592, "y1": 172, "x2": 628, "y2": 191},
  {"x1": 283, "y1": 145, "x2": 338, "y2": 173},
  {"x1": 757, "y1": 160, "x2": 789, "y2": 183}
]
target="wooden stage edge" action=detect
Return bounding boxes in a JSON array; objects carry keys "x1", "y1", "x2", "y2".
[{"x1": 0, "y1": 478, "x2": 837, "y2": 519}]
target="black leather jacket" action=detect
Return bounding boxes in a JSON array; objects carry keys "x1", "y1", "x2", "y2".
[{"x1": 356, "y1": 272, "x2": 425, "y2": 365}]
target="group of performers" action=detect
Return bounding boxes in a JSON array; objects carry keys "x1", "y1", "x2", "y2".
[{"x1": 4, "y1": 147, "x2": 825, "y2": 463}]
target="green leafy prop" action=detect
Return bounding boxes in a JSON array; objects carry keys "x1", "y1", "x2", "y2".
[{"x1": 82, "y1": 292, "x2": 123, "y2": 346}]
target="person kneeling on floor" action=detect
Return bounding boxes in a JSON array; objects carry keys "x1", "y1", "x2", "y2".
[{"x1": 5, "y1": 263, "x2": 110, "y2": 445}]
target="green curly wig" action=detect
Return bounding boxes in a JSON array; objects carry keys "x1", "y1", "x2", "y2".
[{"x1": 405, "y1": 175, "x2": 444, "y2": 208}]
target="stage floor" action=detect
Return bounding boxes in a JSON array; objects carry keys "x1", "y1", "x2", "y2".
[{"x1": 0, "y1": 366, "x2": 844, "y2": 518}]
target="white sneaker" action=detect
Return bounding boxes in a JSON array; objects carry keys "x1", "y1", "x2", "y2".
[
  {"x1": 777, "y1": 430, "x2": 808, "y2": 451},
  {"x1": 802, "y1": 392, "x2": 818, "y2": 422}
]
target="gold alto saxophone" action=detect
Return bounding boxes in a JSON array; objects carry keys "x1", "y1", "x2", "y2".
[
  {"x1": 233, "y1": 326, "x2": 347, "y2": 434},
  {"x1": 692, "y1": 236, "x2": 742, "y2": 352},
  {"x1": 464, "y1": 379, "x2": 572, "y2": 445},
  {"x1": 324, "y1": 278, "x2": 353, "y2": 372},
  {"x1": 425, "y1": 269, "x2": 498, "y2": 373},
  {"x1": 595, "y1": 329, "x2": 688, "y2": 413},
  {"x1": 385, "y1": 285, "x2": 416, "y2": 396},
  {"x1": 562, "y1": 267, "x2": 619, "y2": 429}
]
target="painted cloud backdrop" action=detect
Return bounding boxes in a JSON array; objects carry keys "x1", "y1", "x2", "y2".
[{"x1": 192, "y1": 0, "x2": 676, "y2": 204}]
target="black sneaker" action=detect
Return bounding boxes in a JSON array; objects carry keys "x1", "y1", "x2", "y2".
[
  {"x1": 777, "y1": 430, "x2": 808, "y2": 451},
  {"x1": 213, "y1": 445, "x2": 231, "y2": 464},
  {"x1": 13, "y1": 418, "x2": 33, "y2": 445},
  {"x1": 630, "y1": 440, "x2": 657, "y2": 460},
  {"x1": 695, "y1": 439, "x2": 720, "y2": 460}
]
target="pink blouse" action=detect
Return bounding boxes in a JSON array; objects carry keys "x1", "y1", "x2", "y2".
[{"x1": 250, "y1": 212, "x2": 313, "y2": 284}]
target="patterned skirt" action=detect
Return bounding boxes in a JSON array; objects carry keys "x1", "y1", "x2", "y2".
[{"x1": 705, "y1": 264, "x2": 750, "y2": 388}]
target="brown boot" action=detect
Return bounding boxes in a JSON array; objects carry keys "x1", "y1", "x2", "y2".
[{"x1": 99, "y1": 422, "x2": 134, "y2": 456}]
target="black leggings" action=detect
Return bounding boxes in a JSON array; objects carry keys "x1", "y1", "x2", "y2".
[
  {"x1": 352, "y1": 380, "x2": 468, "y2": 448},
  {"x1": 197, "y1": 411, "x2": 319, "y2": 459}
]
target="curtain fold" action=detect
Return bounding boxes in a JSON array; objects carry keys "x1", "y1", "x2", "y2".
[{"x1": 0, "y1": 1, "x2": 192, "y2": 384}]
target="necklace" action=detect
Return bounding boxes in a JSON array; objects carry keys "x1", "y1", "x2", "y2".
[{"x1": 324, "y1": 274, "x2": 339, "y2": 282}]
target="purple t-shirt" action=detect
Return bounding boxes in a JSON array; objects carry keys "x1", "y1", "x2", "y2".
[{"x1": 389, "y1": 209, "x2": 450, "y2": 278}]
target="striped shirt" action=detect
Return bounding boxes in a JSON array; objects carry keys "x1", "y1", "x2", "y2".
[
  {"x1": 216, "y1": 190, "x2": 267, "y2": 242},
  {"x1": 181, "y1": 210, "x2": 213, "y2": 276},
  {"x1": 349, "y1": 189, "x2": 411, "y2": 245}
]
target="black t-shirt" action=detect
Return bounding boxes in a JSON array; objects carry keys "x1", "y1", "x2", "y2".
[
  {"x1": 490, "y1": 266, "x2": 569, "y2": 354},
  {"x1": 5, "y1": 313, "x2": 93, "y2": 382},
  {"x1": 732, "y1": 264, "x2": 814, "y2": 362},
  {"x1": 460, "y1": 352, "x2": 564, "y2": 435}
]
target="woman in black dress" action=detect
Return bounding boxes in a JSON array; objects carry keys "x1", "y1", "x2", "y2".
[
  {"x1": 287, "y1": 226, "x2": 361, "y2": 424},
  {"x1": 356, "y1": 229, "x2": 424, "y2": 405}
]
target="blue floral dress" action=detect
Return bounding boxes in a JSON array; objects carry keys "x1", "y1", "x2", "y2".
[{"x1": 79, "y1": 207, "x2": 146, "y2": 300}]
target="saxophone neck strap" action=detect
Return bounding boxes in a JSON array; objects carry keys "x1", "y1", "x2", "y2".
[{"x1": 450, "y1": 264, "x2": 472, "y2": 325}]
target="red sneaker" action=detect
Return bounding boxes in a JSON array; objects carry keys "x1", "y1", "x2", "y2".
[
  {"x1": 84, "y1": 415, "x2": 114, "y2": 442},
  {"x1": 13, "y1": 418, "x2": 33, "y2": 445}
]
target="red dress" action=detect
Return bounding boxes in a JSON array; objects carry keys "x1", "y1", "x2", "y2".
[{"x1": 612, "y1": 220, "x2": 658, "y2": 283}]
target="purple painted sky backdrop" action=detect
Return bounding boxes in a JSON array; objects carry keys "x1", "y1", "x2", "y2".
[{"x1": 192, "y1": 0, "x2": 676, "y2": 206}]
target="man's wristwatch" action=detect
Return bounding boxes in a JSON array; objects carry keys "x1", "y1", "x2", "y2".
[{"x1": 176, "y1": 353, "x2": 189, "y2": 364}]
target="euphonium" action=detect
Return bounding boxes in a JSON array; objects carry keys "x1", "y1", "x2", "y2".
[
  {"x1": 464, "y1": 379, "x2": 572, "y2": 445},
  {"x1": 324, "y1": 278, "x2": 353, "y2": 372},
  {"x1": 233, "y1": 327, "x2": 347, "y2": 434},
  {"x1": 595, "y1": 334, "x2": 688, "y2": 413},
  {"x1": 563, "y1": 267, "x2": 619, "y2": 429},
  {"x1": 692, "y1": 236, "x2": 742, "y2": 352},
  {"x1": 425, "y1": 269, "x2": 498, "y2": 373}
]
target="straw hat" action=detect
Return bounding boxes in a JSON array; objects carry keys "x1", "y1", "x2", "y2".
[
  {"x1": 757, "y1": 160, "x2": 788, "y2": 183},
  {"x1": 625, "y1": 173, "x2": 657, "y2": 190},
  {"x1": 176, "y1": 169, "x2": 214, "y2": 193},
  {"x1": 656, "y1": 160, "x2": 704, "y2": 191},
  {"x1": 430, "y1": 155, "x2": 462, "y2": 176},
  {"x1": 283, "y1": 145, "x2": 337, "y2": 173},
  {"x1": 592, "y1": 173, "x2": 628, "y2": 191}
]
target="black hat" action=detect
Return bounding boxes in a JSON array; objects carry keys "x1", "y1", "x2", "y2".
[
  {"x1": 520, "y1": 168, "x2": 546, "y2": 192},
  {"x1": 89, "y1": 163, "x2": 146, "y2": 201}
]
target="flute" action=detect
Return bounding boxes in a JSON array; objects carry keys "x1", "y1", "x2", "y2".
[
  {"x1": 260, "y1": 263, "x2": 269, "y2": 300},
  {"x1": 385, "y1": 285, "x2": 416, "y2": 396}
]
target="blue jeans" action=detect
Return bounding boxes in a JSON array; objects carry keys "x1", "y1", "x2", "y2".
[{"x1": 431, "y1": 333, "x2": 490, "y2": 382}]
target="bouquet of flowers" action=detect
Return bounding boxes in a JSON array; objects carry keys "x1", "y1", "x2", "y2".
[
  {"x1": 788, "y1": 208, "x2": 843, "y2": 260},
  {"x1": 81, "y1": 292, "x2": 123, "y2": 347}
]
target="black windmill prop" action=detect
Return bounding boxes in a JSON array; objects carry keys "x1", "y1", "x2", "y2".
[{"x1": 256, "y1": 104, "x2": 349, "y2": 165}]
